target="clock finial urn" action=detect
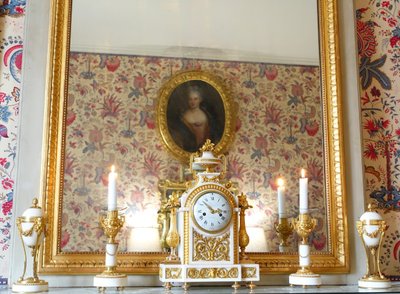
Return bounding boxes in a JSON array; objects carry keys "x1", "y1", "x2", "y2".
[
  {"x1": 191, "y1": 139, "x2": 224, "y2": 173},
  {"x1": 199, "y1": 139, "x2": 215, "y2": 152},
  {"x1": 159, "y1": 142, "x2": 259, "y2": 289}
]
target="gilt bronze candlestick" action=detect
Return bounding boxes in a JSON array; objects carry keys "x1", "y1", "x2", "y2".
[
  {"x1": 289, "y1": 213, "x2": 321, "y2": 287},
  {"x1": 238, "y1": 193, "x2": 251, "y2": 262},
  {"x1": 93, "y1": 209, "x2": 127, "y2": 292},
  {"x1": 165, "y1": 191, "x2": 181, "y2": 263},
  {"x1": 162, "y1": 191, "x2": 182, "y2": 290},
  {"x1": 237, "y1": 192, "x2": 257, "y2": 290}
]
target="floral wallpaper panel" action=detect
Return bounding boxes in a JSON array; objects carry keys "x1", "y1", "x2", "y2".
[
  {"x1": 62, "y1": 52, "x2": 327, "y2": 254},
  {"x1": 0, "y1": 0, "x2": 25, "y2": 285},
  {"x1": 356, "y1": 0, "x2": 400, "y2": 280}
]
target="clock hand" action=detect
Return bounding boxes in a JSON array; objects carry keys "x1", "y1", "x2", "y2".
[
  {"x1": 202, "y1": 201, "x2": 219, "y2": 214},
  {"x1": 203, "y1": 201, "x2": 215, "y2": 213}
]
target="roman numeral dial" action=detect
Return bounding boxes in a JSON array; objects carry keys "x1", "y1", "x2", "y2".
[{"x1": 192, "y1": 191, "x2": 232, "y2": 233}]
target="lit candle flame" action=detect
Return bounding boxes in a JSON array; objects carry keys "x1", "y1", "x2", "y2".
[
  {"x1": 277, "y1": 177, "x2": 284, "y2": 187},
  {"x1": 111, "y1": 165, "x2": 115, "y2": 172},
  {"x1": 301, "y1": 168, "x2": 306, "y2": 178}
]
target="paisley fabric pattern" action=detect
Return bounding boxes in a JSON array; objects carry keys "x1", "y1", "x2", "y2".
[
  {"x1": 0, "y1": 0, "x2": 25, "y2": 16},
  {"x1": 356, "y1": 0, "x2": 400, "y2": 280},
  {"x1": 0, "y1": 14, "x2": 24, "y2": 285},
  {"x1": 62, "y1": 52, "x2": 326, "y2": 253}
]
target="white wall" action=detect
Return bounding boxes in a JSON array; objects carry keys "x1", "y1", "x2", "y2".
[
  {"x1": 11, "y1": 0, "x2": 363, "y2": 287},
  {"x1": 71, "y1": 0, "x2": 319, "y2": 65}
]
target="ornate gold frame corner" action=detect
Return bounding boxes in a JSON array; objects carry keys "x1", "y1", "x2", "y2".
[{"x1": 157, "y1": 70, "x2": 237, "y2": 162}]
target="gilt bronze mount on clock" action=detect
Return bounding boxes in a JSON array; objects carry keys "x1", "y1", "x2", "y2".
[{"x1": 159, "y1": 140, "x2": 260, "y2": 290}]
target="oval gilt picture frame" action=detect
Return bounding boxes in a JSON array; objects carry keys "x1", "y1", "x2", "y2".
[{"x1": 157, "y1": 70, "x2": 236, "y2": 162}]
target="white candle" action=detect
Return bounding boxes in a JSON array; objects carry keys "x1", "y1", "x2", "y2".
[
  {"x1": 277, "y1": 178, "x2": 286, "y2": 217},
  {"x1": 299, "y1": 169, "x2": 308, "y2": 213},
  {"x1": 108, "y1": 165, "x2": 117, "y2": 211}
]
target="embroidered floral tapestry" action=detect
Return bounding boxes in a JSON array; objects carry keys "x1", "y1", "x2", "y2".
[
  {"x1": 356, "y1": 0, "x2": 400, "y2": 280},
  {"x1": 0, "y1": 1, "x2": 25, "y2": 284},
  {"x1": 62, "y1": 52, "x2": 326, "y2": 254}
]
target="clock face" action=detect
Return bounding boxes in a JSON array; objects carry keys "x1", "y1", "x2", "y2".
[{"x1": 192, "y1": 191, "x2": 232, "y2": 233}]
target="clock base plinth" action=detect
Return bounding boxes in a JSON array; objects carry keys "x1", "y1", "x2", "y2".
[{"x1": 159, "y1": 263, "x2": 259, "y2": 286}]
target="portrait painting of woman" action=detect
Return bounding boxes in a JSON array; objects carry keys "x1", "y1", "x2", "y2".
[
  {"x1": 166, "y1": 81, "x2": 225, "y2": 152},
  {"x1": 157, "y1": 70, "x2": 235, "y2": 162}
]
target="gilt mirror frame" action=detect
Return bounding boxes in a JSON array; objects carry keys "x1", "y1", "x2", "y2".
[{"x1": 39, "y1": 0, "x2": 349, "y2": 274}]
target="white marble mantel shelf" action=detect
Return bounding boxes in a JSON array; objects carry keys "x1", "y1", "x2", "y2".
[{"x1": 1, "y1": 285, "x2": 400, "y2": 293}]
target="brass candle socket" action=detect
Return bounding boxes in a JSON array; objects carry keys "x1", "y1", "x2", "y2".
[
  {"x1": 100, "y1": 210, "x2": 125, "y2": 244},
  {"x1": 165, "y1": 192, "x2": 181, "y2": 263},
  {"x1": 292, "y1": 213, "x2": 317, "y2": 245},
  {"x1": 274, "y1": 217, "x2": 294, "y2": 248}
]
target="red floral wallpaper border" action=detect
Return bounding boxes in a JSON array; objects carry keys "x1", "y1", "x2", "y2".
[
  {"x1": 0, "y1": 4, "x2": 25, "y2": 285},
  {"x1": 356, "y1": 0, "x2": 400, "y2": 280}
]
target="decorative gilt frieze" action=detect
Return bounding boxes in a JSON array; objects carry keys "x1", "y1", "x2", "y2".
[
  {"x1": 202, "y1": 175, "x2": 221, "y2": 183},
  {"x1": 165, "y1": 268, "x2": 182, "y2": 279},
  {"x1": 242, "y1": 267, "x2": 257, "y2": 279},
  {"x1": 187, "y1": 267, "x2": 238, "y2": 279},
  {"x1": 193, "y1": 230, "x2": 230, "y2": 261}
]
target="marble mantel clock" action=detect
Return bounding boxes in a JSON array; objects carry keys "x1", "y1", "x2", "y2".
[{"x1": 159, "y1": 140, "x2": 260, "y2": 289}]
